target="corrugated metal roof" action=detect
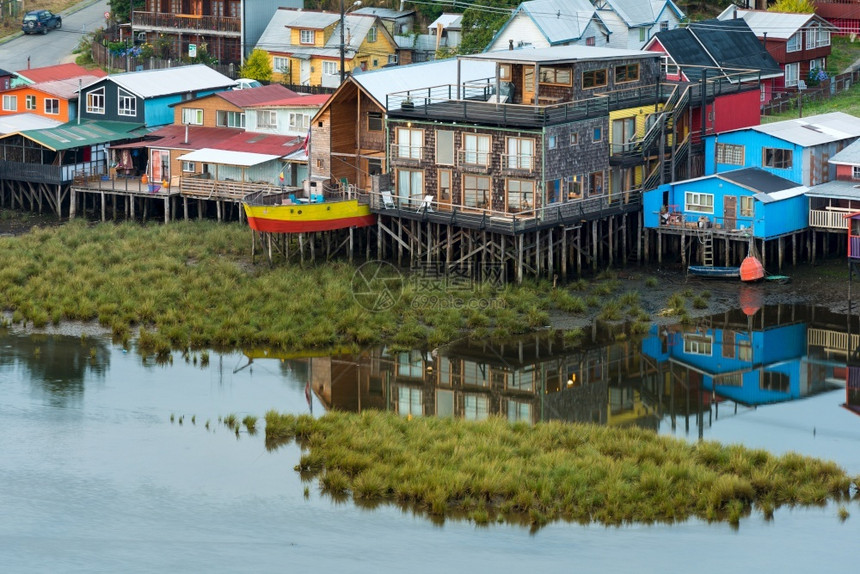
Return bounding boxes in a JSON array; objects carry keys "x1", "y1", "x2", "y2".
[
  {"x1": 717, "y1": 167, "x2": 802, "y2": 195},
  {"x1": 30, "y1": 75, "x2": 102, "y2": 99},
  {"x1": 245, "y1": 93, "x2": 330, "y2": 108},
  {"x1": 805, "y1": 179, "x2": 860, "y2": 199},
  {"x1": 352, "y1": 57, "x2": 496, "y2": 107},
  {"x1": 257, "y1": 10, "x2": 384, "y2": 58},
  {"x1": 102, "y1": 65, "x2": 235, "y2": 99},
  {"x1": 177, "y1": 148, "x2": 279, "y2": 166},
  {"x1": 753, "y1": 112, "x2": 860, "y2": 146},
  {"x1": 519, "y1": 0, "x2": 598, "y2": 44},
  {"x1": 16, "y1": 120, "x2": 146, "y2": 151},
  {"x1": 15, "y1": 63, "x2": 106, "y2": 84},
  {"x1": 217, "y1": 84, "x2": 299, "y2": 107},
  {"x1": 429, "y1": 13, "x2": 463, "y2": 31},
  {"x1": 353, "y1": 7, "x2": 414, "y2": 20},
  {"x1": 829, "y1": 139, "x2": 860, "y2": 165},
  {"x1": 601, "y1": 0, "x2": 682, "y2": 27},
  {"x1": 465, "y1": 44, "x2": 656, "y2": 64},
  {"x1": 0, "y1": 113, "x2": 61, "y2": 134},
  {"x1": 715, "y1": 8, "x2": 835, "y2": 40}
]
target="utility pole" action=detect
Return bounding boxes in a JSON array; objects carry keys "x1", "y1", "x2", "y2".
[{"x1": 340, "y1": 0, "x2": 345, "y2": 83}]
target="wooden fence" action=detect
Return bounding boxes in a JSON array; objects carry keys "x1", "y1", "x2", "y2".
[{"x1": 761, "y1": 69, "x2": 860, "y2": 117}]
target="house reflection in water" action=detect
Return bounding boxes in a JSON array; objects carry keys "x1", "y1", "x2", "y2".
[{"x1": 287, "y1": 304, "x2": 851, "y2": 433}]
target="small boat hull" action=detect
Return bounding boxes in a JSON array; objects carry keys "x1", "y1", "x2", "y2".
[
  {"x1": 243, "y1": 199, "x2": 376, "y2": 233},
  {"x1": 688, "y1": 266, "x2": 741, "y2": 279}
]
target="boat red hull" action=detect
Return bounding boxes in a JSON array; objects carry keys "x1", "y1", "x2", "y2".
[{"x1": 246, "y1": 214, "x2": 376, "y2": 233}]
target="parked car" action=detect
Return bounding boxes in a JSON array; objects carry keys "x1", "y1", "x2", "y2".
[
  {"x1": 21, "y1": 10, "x2": 62, "y2": 35},
  {"x1": 232, "y1": 78, "x2": 263, "y2": 90}
]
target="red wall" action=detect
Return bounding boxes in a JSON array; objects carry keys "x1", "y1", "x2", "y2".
[
  {"x1": 836, "y1": 164, "x2": 857, "y2": 181},
  {"x1": 713, "y1": 90, "x2": 761, "y2": 133}
]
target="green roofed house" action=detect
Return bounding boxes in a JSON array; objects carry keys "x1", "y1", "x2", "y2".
[{"x1": 0, "y1": 119, "x2": 147, "y2": 216}]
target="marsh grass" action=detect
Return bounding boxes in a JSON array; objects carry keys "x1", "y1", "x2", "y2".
[
  {"x1": 243, "y1": 415, "x2": 258, "y2": 435},
  {"x1": 264, "y1": 410, "x2": 854, "y2": 528}
]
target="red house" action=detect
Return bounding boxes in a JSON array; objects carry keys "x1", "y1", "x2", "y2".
[
  {"x1": 717, "y1": 8, "x2": 836, "y2": 92},
  {"x1": 816, "y1": 0, "x2": 860, "y2": 36}
]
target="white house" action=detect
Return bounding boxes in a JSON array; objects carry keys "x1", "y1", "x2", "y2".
[
  {"x1": 485, "y1": 0, "x2": 611, "y2": 52},
  {"x1": 595, "y1": 0, "x2": 685, "y2": 50}
]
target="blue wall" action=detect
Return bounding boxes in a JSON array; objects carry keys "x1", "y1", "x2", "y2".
[
  {"x1": 705, "y1": 131, "x2": 804, "y2": 184},
  {"x1": 756, "y1": 194, "x2": 808, "y2": 238}
]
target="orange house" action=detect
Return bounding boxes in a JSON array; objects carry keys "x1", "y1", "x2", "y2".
[{"x1": 0, "y1": 75, "x2": 104, "y2": 122}]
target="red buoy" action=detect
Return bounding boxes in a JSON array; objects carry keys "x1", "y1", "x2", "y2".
[{"x1": 740, "y1": 256, "x2": 765, "y2": 282}]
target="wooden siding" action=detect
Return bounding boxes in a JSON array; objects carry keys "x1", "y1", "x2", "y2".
[
  {"x1": 173, "y1": 94, "x2": 242, "y2": 128},
  {"x1": 79, "y1": 80, "x2": 144, "y2": 124}
]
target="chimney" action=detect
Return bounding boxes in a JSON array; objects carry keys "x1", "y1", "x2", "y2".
[
  {"x1": 509, "y1": 39, "x2": 514, "y2": 50},
  {"x1": 733, "y1": 9, "x2": 737, "y2": 19},
  {"x1": 184, "y1": 124, "x2": 189, "y2": 145}
]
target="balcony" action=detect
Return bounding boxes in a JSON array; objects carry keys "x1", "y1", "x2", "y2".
[
  {"x1": 456, "y1": 149, "x2": 491, "y2": 174},
  {"x1": 500, "y1": 153, "x2": 535, "y2": 175},
  {"x1": 388, "y1": 143, "x2": 426, "y2": 166},
  {"x1": 132, "y1": 12, "x2": 241, "y2": 36}
]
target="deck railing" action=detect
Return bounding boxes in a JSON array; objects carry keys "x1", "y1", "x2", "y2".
[
  {"x1": 132, "y1": 12, "x2": 241, "y2": 34},
  {"x1": 809, "y1": 208, "x2": 851, "y2": 230}
]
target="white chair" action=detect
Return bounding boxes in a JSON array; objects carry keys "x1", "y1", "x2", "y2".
[
  {"x1": 381, "y1": 191, "x2": 396, "y2": 209},
  {"x1": 418, "y1": 195, "x2": 434, "y2": 212}
]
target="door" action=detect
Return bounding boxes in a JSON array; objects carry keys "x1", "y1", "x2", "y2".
[
  {"x1": 300, "y1": 59, "x2": 311, "y2": 85},
  {"x1": 612, "y1": 117, "x2": 636, "y2": 154},
  {"x1": 522, "y1": 67, "x2": 535, "y2": 105},
  {"x1": 437, "y1": 169, "x2": 452, "y2": 210},
  {"x1": 724, "y1": 195, "x2": 737, "y2": 230}
]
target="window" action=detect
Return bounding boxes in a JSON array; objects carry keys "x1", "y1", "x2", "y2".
[
  {"x1": 507, "y1": 179, "x2": 534, "y2": 212},
  {"x1": 786, "y1": 32, "x2": 801, "y2": 53},
  {"x1": 182, "y1": 161, "x2": 196, "y2": 172},
  {"x1": 86, "y1": 87, "x2": 104, "y2": 114},
  {"x1": 570, "y1": 132, "x2": 578, "y2": 145},
  {"x1": 322, "y1": 61, "x2": 338, "y2": 76},
  {"x1": 589, "y1": 172, "x2": 603, "y2": 196},
  {"x1": 760, "y1": 370, "x2": 789, "y2": 393},
  {"x1": 44, "y1": 98, "x2": 59, "y2": 115},
  {"x1": 547, "y1": 135, "x2": 557, "y2": 150},
  {"x1": 716, "y1": 143, "x2": 744, "y2": 165},
  {"x1": 784, "y1": 62, "x2": 799, "y2": 88},
  {"x1": 660, "y1": 21, "x2": 669, "y2": 32},
  {"x1": 500, "y1": 64, "x2": 511, "y2": 80},
  {"x1": 662, "y1": 56, "x2": 679, "y2": 76},
  {"x1": 806, "y1": 25, "x2": 830, "y2": 49},
  {"x1": 388, "y1": 54, "x2": 398, "y2": 65},
  {"x1": 438, "y1": 169, "x2": 452, "y2": 203},
  {"x1": 615, "y1": 64, "x2": 639, "y2": 84},
  {"x1": 683, "y1": 334, "x2": 713, "y2": 355},
  {"x1": 506, "y1": 137, "x2": 533, "y2": 170},
  {"x1": 740, "y1": 196, "x2": 754, "y2": 217},
  {"x1": 396, "y1": 168, "x2": 423, "y2": 201},
  {"x1": 585, "y1": 36, "x2": 595, "y2": 47},
  {"x1": 566, "y1": 176, "x2": 582, "y2": 200},
  {"x1": 216, "y1": 110, "x2": 245, "y2": 128},
  {"x1": 300, "y1": 29, "x2": 314, "y2": 44},
  {"x1": 256, "y1": 110, "x2": 277, "y2": 129},
  {"x1": 593, "y1": 127, "x2": 602, "y2": 142},
  {"x1": 397, "y1": 385, "x2": 423, "y2": 417},
  {"x1": 367, "y1": 158, "x2": 382, "y2": 176},
  {"x1": 372, "y1": 59, "x2": 378, "y2": 68},
  {"x1": 367, "y1": 112, "x2": 383, "y2": 131},
  {"x1": 118, "y1": 89, "x2": 135, "y2": 117},
  {"x1": 396, "y1": 127, "x2": 423, "y2": 159},
  {"x1": 853, "y1": 166, "x2": 860, "y2": 180},
  {"x1": 182, "y1": 108, "x2": 203, "y2": 125},
  {"x1": 760, "y1": 84, "x2": 766, "y2": 103},
  {"x1": 2, "y1": 94, "x2": 16, "y2": 111},
  {"x1": 763, "y1": 148, "x2": 793, "y2": 169},
  {"x1": 582, "y1": 69, "x2": 607, "y2": 89},
  {"x1": 25, "y1": 95, "x2": 36, "y2": 110},
  {"x1": 462, "y1": 133, "x2": 490, "y2": 166},
  {"x1": 685, "y1": 191, "x2": 714, "y2": 213},
  {"x1": 464, "y1": 394, "x2": 489, "y2": 421},
  {"x1": 437, "y1": 130, "x2": 454, "y2": 165},
  {"x1": 538, "y1": 66, "x2": 571, "y2": 85},
  {"x1": 273, "y1": 56, "x2": 289, "y2": 74},
  {"x1": 639, "y1": 28, "x2": 647, "y2": 42},
  {"x1": 463, "y1": 174, "x2": 491, "y2": 209},
  {"x1": 289, "y1": 112, "x2": 310, "y2": 131},
  {"x1": 368, "y1": 26, "x2": 377, "y2": 43}
]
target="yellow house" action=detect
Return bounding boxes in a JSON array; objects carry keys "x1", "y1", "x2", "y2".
[{"x1": 256, "y1": 9, "x2": 398, "y2": 88}]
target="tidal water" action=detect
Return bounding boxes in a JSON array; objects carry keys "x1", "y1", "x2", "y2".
[{"x1": 1, "y1": 304, "x2": 857, "y2": 572}]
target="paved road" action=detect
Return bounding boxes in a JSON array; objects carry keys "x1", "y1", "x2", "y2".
[{"x1": 0, "y1": 0, "x2": 108, "y2": 72}]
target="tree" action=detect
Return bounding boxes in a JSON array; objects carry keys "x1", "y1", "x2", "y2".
[
  {"x1": 240, "y1": 49, "x2": 273, "y2": 83},
  {"x1": 109, "y1": 0, "x2": 146, "y2": 24},
  {"x1": 768, "y1": 0, "x2": 816, "y2": 13},
  {"x1": 458, "y1": 0, "x2": 518, "y2": 56}
]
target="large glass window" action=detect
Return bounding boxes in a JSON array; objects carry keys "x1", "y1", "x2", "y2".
[
  {"x1": 506, "y1": 137, "x2": 534, "y2": 170},
  {"x1": 685, "y1": 191, "x2": 714, "y2": 213},
  {"x1": 464, "y1": 394, "x2": 489, "y2": 421},
  {"x1": 786, "y1": 32, "x2": 801, "y2": 52},
  {"x1": 118, "y1": 88, "x2": 136, "y2": 117},
  {"x1": 436, "y1": 130, "x2": 454, "y2": 165},
  {"x1": 272, "y1": 56, "x2": 289, "y2": 74},
  {"x1": 538, "y1": 66, "x2": 571, "y2": 85},
  {"x1": 507, "y1": 179, "x2": 534, "y2": 212},
  {"x1": 256, "y1": 110, "x2": 277, "y2": 129},
  {"x1": 216, "y1": 110, "x2": 245, "y2": 128},
  {"x1": 396, "y1": 127, "x2": 423, "y2": 159},
  {"x1": 86, "y1": 88, "x2": 104, "y2": 114},
  {"x1": 763, "y1": 148, "x2": 793, "y2": 169},
  {"x1": 716, "y1": 143, "x2": 744, "y2": 165},
  {"x1": 322, "y1": 61, "x2": 338, "y2": 76},
  {"x1": 615, "y1": 64, "x2": 639, "y2": 83},
  {"x1": 462, "y1": 133, "x2": 490, "y2": 166},
  {"x1": 182, "y1": 108, "x2": 203, "y2": 125},
  {"x1": 397, "y1": 386, "x2": 423, "y2": 417},
  {"x1": 289, "y1": 113, "x2": 310, "y2": 131},
  {"x1": 396, "y1": 169, "x2": 423, "y2": 202},
  {"x1": 582, "y1": 69, "x2": 607, "y2": 89},
  {"x1": 463, "y1": 175, "x2": 491, "y2": 209},
  {"x1": 2, "y1": 95, "x2": 16, "y2": 111},
  {"x1": 784, "y1": 62, "x2": 799, "y2": 87}
]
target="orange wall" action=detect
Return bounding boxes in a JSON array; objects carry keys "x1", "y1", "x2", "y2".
[{"x1": 0, "y1": 86, "x2": 71, "y2": 121}]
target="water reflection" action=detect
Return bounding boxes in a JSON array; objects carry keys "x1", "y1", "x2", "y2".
[
  {"x1": 0, "y1": 329, "x2": 109, "y2": 406},
  {"x1": 287, "y1": 304, "x2": 858, "y2": 435}
]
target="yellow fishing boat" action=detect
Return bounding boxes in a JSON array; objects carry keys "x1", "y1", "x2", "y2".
[{"x1": 243, "y1": 191, "x2": 376, "y2": 233}]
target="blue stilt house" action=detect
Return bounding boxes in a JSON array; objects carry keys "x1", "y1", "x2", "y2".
[{"x1": 643, "y1": 167, "x2": 808, "y2": 237}]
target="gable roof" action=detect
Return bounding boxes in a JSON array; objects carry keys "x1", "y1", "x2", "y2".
[
  {"x1": 244, "y1": 93, "x2": 330, "y2": 108},
  {"x1": 14, "y1": 120, "x2": 146, "y2": 152},
  {"x1": 92, "y1": 65, "x2": 234, "y2": 99},
  {"x1": 132, "y1": 124, "x2": 305, "y2": 157},
  {"x1": 597, "y1": 0, "x2": 684, "y2": 27},
  {"x1": 650, "y1": 19, "x2": 782, "y2": 81},
  {"x1": 257, "y1": 9, "x2": 394, "y2": 59},
  {"x1": 15, "y1": 63, "x2": 106, "y2": 84},
  {"x1": 514, "y1": 0, "x2": 605, "y2": 45},
  {"x1": 716, "y1": 8, "x2": 836, "y2": 40},
  {"x1": 752, "y1": 112, "x2": 860, "y2": 146},
  {"x1": 829, "y1": 138, "x2": 860, "y2": 165},
  {"x1": 215, "y1": 84, "x2": 299, "y2": 107},
  {"x1": 24, "y1": 76, "x2": 104, "y2": 100}
]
